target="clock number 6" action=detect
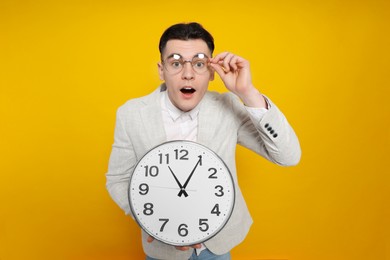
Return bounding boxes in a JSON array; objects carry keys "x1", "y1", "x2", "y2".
[{"x1": 178, "y1": 224, "x2": 189, "y2": 237}]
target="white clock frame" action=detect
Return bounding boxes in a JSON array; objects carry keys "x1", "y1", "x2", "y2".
[{"x1": 128, "y1": 140, "x2": 235, "y2": 246}]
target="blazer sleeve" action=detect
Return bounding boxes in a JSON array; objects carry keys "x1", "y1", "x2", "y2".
[
  {"x1": 235, "y1": 95, "x2": 301, "y2": 166},
  {"x1": 105, "y1": 105, "x2": 136, "y2": 217}
]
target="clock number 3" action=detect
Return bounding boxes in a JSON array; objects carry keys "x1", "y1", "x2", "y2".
[{"x1": 214, "y1": 185, "x2": 224, "y2": 197}]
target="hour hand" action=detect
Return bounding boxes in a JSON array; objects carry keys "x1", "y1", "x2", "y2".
[{"x1": 167, "y1": 166, "x2": 188, "y2": 197}]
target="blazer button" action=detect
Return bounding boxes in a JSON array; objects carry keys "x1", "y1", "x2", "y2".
[
  {"x1": 267, "y1": 127, "x2": 272, "y2": 131},
  {"x1": 270, "y1": 130, "x2": 274, "y2": 134},
  {"x1": 264, "y1": 123, "x2": 269, "y2": 128},
  {"x1": 273, "y1": 133, "x2": 278, "y2": 138}
]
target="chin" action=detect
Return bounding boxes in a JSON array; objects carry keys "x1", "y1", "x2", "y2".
[{"x1": 179, "y1": 106, "x2": 194, "y2": 112}]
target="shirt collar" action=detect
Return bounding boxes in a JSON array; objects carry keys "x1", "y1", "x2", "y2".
[{"x1": 163, "y1": 90, "x2": 200, "y2": 121}]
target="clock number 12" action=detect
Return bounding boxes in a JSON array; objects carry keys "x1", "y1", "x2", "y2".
[{"x1": 174, "y1": 149, "x2": 189, "y2": 160}]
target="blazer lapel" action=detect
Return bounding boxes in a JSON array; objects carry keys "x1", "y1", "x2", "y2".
[
  {"x1": 197, "y1": 92, "x2": 219, "y2": 148},
  {"x1": 139, "y1": 87, "x2": 167, "y2": 150}
]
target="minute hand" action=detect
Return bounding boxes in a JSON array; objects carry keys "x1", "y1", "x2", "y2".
[{"x1": 178, "y1": 155, "x2": 202, "y2": 197}]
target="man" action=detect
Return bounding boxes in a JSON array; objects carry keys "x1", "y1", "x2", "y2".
[{"x1": 106, "y1": 22, "x2": 301, "y2": 260}]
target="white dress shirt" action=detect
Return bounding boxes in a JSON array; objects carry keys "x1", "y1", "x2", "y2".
[{"x1": 160, "y1": 90, "x2": 269, "y2": 255}]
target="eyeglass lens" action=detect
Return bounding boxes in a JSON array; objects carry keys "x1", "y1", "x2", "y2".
[{"x1": 164, "y1": 53, "x2": 209, "y2": 74}]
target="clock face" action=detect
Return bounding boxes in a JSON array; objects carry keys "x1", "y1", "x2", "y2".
[{"x1": 128, "y1": 141, "x2": 235, "y2": 246}]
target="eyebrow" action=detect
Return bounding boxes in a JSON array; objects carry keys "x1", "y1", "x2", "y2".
[
  {"x1": 166, "y1": 53, "x2": 182, "y2": 60},
  {"x1": 165, "y1": 53, "x2": 208, "y2": 60}
]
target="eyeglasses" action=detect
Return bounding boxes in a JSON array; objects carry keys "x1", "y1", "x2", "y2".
[{"x1": 162, "y1": 53, "x2": 210, "y2": 74}]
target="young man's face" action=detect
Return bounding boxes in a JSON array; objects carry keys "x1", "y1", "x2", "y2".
[{"x1": 158, "y1": 39, "x2": 214, "y2": 112}]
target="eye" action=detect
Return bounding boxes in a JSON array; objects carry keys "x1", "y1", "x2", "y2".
[
  {"x1": 170, "y1": 61, "x2": 182, "y2": 69},
  {"x1": 193, "y1": 60, "x2": 206, "y2": 68}
]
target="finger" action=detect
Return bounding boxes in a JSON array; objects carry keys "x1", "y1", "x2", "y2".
[
  {"x1": 229, "y1": 54, "x2": 248, "y2": 72},
  {"x1": 230, "y1": 55, "x2": 244, "y2": 71},
  {"x1": 209, "y1": 63, "x2": 227, "y2": 77},
  {"x1": 147, "y1": 236, "x2": 154, "y2": 243},
  {"x1": 222, "y1": 53, "x2": 235, "y2": 72},
  {"x1": 175, "y1": 246, "x2": 190, "y2": 251},
  {"x1": 210, "y1": 51, "x2": 229, "y2": 63},
  {"x1": 191, "y1": 243, "x2": 202, "y2": 249},
  {"x1": 231, "y1": 55, "x2": 248, "y2": 70}
]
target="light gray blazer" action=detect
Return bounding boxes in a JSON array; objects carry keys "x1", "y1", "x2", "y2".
[{"x1": 106, "y1": 85, "x2": 301, "y2": 259}]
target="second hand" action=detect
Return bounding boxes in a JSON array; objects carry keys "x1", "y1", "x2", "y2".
[{"x1": 150, "y1": 185, "x2": 197, "y2": 192}]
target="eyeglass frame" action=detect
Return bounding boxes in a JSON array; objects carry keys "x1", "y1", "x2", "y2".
[{"x1": 161, "y1": 53, "x2": 211, "y2": 75}]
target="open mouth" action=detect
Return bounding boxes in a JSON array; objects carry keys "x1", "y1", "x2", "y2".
[{"x1": 180, "y1": 87, "x2": 196, "y2": 94}]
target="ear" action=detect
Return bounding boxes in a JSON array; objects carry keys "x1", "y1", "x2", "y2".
[{"x1": 158, "y1": 62, "x2": 164, "y2": 81}]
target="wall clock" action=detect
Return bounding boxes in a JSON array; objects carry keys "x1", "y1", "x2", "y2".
[{"x1": 128, "y1": 140, "x2": 235, "y2": 246}]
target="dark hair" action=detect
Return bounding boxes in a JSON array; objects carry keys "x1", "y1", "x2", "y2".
[{"x1": 159, "y1": 22, "x2": 214, "y2": 55}]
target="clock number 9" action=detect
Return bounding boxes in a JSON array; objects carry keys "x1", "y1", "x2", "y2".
[
  {"x1": 143, "y1": 203, "x2": 154, "y2": 216},
  {"x1": 144, "y1": 165, "x2": 159, "y2": 177},
  {"x1": 139, "y1": 183, "x2": 149, "y2": 195},
  {"x1": 178, "y1": 223, "x2": 189, "y2": 237}
]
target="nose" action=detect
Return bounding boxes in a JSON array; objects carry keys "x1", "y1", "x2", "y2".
[{"x1": 181, "y1": 62, "x2": 195, "y2": 80}]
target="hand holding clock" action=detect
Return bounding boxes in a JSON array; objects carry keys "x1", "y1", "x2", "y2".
[{"x1": 147, "y1": 235, "x2": 202, "y2": 251}]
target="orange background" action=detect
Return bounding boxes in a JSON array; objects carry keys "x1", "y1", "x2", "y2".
[{"x1": 1, "y1": 0, "x2": 389, "y2": 259}]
